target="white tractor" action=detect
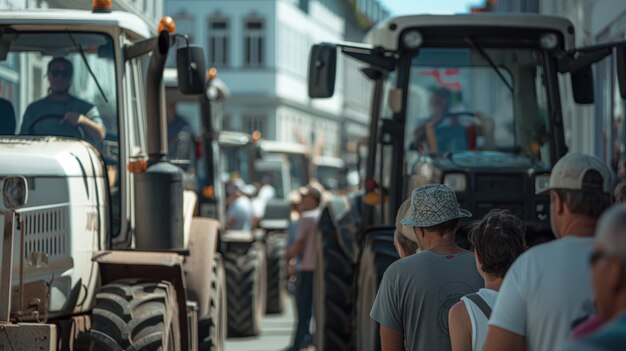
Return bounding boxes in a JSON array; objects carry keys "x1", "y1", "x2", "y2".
[{"x1": 0, "y1": 2, "x2": 225, "y2": 350}]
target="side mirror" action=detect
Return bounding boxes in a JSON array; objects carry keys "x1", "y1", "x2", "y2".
[
  {"x1": 570, "y1": 65, "x2": 594, "y2": 104},
  {"x1": 616, "y1": 46, "x2": 626, "y2": 99},
  {"x1": 308, "y1": 43, "x2": 337, "y2": 98},
  {"x1": 177, "y1": 45, "x2": 206, "y2": 95}
]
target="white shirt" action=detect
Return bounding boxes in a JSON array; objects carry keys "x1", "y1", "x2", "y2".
[
  {"x1": 227, "y1": 196, "x2": 253, "y2": 230},
  {"x1": 488, "y1": 236, "x2": 595, "y2": 351},
  {"x1": 461, "y1": 288, "x2": 497, "y2": 351}
]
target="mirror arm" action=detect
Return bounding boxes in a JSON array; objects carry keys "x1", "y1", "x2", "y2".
[
  {"x1": 123, "y1": 37, "x2": 158, "y2": 61},
  {"x1": 557, "y1": 47, "x2": 612, "y2": 74},
  {"x1": 342, "y1": 46, "x2": 396, "y2": 72}
]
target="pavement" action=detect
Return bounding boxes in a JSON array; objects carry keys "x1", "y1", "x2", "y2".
[{"x1": 225, "y1": 295, "x2": 296, "y2": 351}]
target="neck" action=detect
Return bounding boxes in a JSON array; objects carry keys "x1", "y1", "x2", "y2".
[
  {"x1": 49, "y1": 91, "x2": 70, "y2": 101},
  {"x1": 422, "y1": 232, "x2": 463, "y2": 254},
  {"x1": 483, "y1": 274, "x2": 503, "y2": 291},
  {"x1": 559, "y1": 215, "x2": 597, "y2": 238}
]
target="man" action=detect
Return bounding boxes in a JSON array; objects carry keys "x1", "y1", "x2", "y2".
[
  {"x1": 286, "y1": 185, "x2": 321, "y2": 351},
  {"x1": 409, "y1": 87, "x2": 452, "y2": 152},
  {"x1": 226, "y1": 179, "x2": 254, "y2": 231},
  {"x1": 561, "y1": 204, "x2": 626, "y2": 350},
  {"x1": 448, "y1": 209, "x2": 526, "y2": 351},
  {"x1": 484, "y1": 153, "x2": 613, "y2": 351},
  {"x1": 370, "y1": 184, "x2": 483, "y2": 351},
  {"x1": 613, "y1": 179, "x2": 626, "y2": 204},
  {"x1": 393, "y1": 199, "x2": 420, "y2": 258},
  {"x1": 20, "y1": 57, "x2": 105, "y2": 142}
]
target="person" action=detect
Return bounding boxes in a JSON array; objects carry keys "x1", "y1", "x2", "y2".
[
  {"x1": 0, "y1": 98, "x2": 15, "y2": 134},
  {"x1": 20, "y1": 57, "x2": 105, "y2": 142},
  {"x1": 285, "y1": 185, "x2": 322, "y2": 351},
  {"x1": 483, "y1": 152, "x2": 613, "y2": 351},
  {"x1": 286, "y1": 192, "x2": 302, "y2": 293},
  {"x1": 613, "y1": 179, "x2": 626, "y2": 204},
  {"x1": 166, "y1": 102, "x2": 195, "y2": 163},
  {"x1": 226, "y1": 178, "x2": 254, "y2": 231},
  {"x1": 560, "y1": 204, "x2": 626, "y2": 350},
  {"x1": 393, "y1": 199, "x2": 420, "y2": 258},
  {"x1": 409, "y1": 87, "x2": 453, "y2": 152},
  {"x1": 370, "y1": 184, "x2": 483, "y2": 351},
  {"x1": 448, "y1": 209, "x2": 526, "y2": 351}
]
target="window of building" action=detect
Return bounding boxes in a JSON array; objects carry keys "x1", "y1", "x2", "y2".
[
  {"x1": 208, "y1": 18, "x2": 229, "y2": 66},
  {"x1": 244, "y1": 17, "x2": 265, "y2": 67},
  {"x1": 243, "y1": 113, "x2": 265, "y2": 135}
]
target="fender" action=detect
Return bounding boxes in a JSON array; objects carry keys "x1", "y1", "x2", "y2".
[
  {"x1": 183, "y1": 217, "x2": 220, "y2": 319},
  {"x1": 319, "y1": 193, "x2": 362, "y2": 264},
  {"x1": 93, "y1": 250, "x2": 190, "y2": 350}
]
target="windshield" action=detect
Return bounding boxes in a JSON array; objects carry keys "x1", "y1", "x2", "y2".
[
  {"x1": 316, "y1": 165, "x2": 347, "y2": 191},
  {"x1": 0, "y1": 32, "x2": 117, "y2": 146},
  {"x1": 221, "y1": 145, "x2": 252, "y2": 184},
  {"x1": 405, "y1": 48, "x2": 551, "y2": 165}
]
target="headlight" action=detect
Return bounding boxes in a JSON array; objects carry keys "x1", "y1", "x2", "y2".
[
  {"x1": 540, "y1": 32, "x2": 559, "y2": 50},
  {"x1": 2, "y1": 176, "x2": 28, "y2": 210},
  {"x1": 443, "y1": 173, "x2": 467, "y2": 192},
  {"x1": 535, "y1": 174, "x2": 551, "y2": 194},
  {"x1": 402, "y1": 30, "x2": 423, "y2": 49}
]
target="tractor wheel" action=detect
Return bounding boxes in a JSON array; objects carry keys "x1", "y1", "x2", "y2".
[
  {"x1": 199, "y1": 253, "x2": 227, "y2": 350},
  {"x1": 356, "y1": 233, "x2": 398, "y2": 351},
  {"x1": 265, "y1": 233, "x2": 287, "y2": 314},
  {"x1": 89, "y1": 280, "x2": 180, "y2": 351},
  {"x1": 314, "y1": 218, "x2": 356, "y2": 351},
  {"x1": 224, "y1": 242, "x2": 267, "y2": 337}
]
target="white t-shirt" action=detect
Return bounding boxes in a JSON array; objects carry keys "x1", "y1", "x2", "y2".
[
  {"x1": 488, "y1": 236, "x2": 595, "y2": 351},
  {"x1": 461, "y1": 288, "x2": 497, "y2": 351},
  {"x1": 227, "y1": 196, "x2": 253, "y2": 230}
]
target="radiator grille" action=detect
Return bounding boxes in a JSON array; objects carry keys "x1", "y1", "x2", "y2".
[{"x1": 20, "y1": 206, "x2": 68, "y2": 260}]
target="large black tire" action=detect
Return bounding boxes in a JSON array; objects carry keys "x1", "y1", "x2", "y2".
[
  {"x1": 89, "y1": 280, "x2": 180, "y2": 351},
  {"x1": 224, "y1": 242, "x2": 267, "y2": 337},
  {"x1": 199, "y1": 253, "x2": 227, "y2": 350},
  {"x1": 356, "y1": 231, "x2": 399, "y2": 351},
  {"x1": 314, "y1": 212, "x2": 356, "y2": 351},
  {"x1": 265, "y1": 233, "x2": 287, "y2": 314}
]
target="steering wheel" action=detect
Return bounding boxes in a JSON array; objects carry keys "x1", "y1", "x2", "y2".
[{"x1": 28, "y1": 113, "x2": 85, "y2": 139}]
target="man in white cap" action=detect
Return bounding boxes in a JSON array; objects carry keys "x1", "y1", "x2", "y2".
[
  {"x1": 484, "y1": 153, "x2": 613, "y2": 351},
  {"x1": 370, "y1": 184, "x2": 483, "y2": 351},
  {"x1": 393, "y1": 199, "x2": 420, "y2": 258}
]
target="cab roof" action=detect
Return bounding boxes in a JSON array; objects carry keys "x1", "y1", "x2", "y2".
[
  {"x1": 365, "y1": 13, "x2": 575, "y2": 51},
  {"x1": 0, "y1": 9, "x2": 154, "y2": 39}
]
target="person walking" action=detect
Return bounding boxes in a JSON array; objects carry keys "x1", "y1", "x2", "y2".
[
  {"x1": 561, "y1": 204, "x2": 626, "y2": 350},
  {"x1": 370, "y1": 184, "x2": 483, "y2": 351},
  {"x1": 484, "y1": 153, "x2": 613, "y2": 351},
  {"x1": 448, "y1": 209, "x2": 526, "y2": 351},
  {"x1": 285, "y1": 185, "x2": 322, "y2": 351}
]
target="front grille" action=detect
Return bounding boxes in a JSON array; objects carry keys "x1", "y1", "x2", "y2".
[
  {"x1": 475, "y1": 174, "x2": 524, "y2": 194},
  {"x1": 19, "y1": 205, "x2": 69, "y2": 260}
]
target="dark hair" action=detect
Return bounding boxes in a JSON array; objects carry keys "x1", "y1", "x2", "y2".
[
  {"x1": 47, "y1": 57, "x2": 73, "y2": 77},
  {"x1": 553, "y1": 170, "x2": 610, "y2": 218},
  {"x1": 469, "y1": 210, "x2": 526, "y2": 278},
  {"x1": 423, "y1": 218, "x2": 460, "y2": 236}
]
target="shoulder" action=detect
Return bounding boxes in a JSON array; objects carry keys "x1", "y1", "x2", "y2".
[
  {"x1": 70, "y1": 96, "x2": 95, "y2": 110},
  {"x1": 449, "y1": 300, "x2": 469, "y2": 320}
]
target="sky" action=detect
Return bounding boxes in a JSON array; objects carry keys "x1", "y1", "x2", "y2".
[{"x1": 384, "y1": 0, "x2": 484, "y2": 15}]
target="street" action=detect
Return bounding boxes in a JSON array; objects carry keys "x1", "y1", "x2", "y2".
[{"x1": 226, "y1": 295, "x2": 296, "y2": 351}]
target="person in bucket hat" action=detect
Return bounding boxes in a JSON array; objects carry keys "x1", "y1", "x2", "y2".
[{"x1": 370, "y1": 184, "x2": 483, "y2": 351}]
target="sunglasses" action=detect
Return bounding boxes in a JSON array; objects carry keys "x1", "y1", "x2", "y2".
[
  {"x1": 49, "y1": 69, "x2": 71, "y2": 79},
  {"x1": 589, "y1": 250, "x2": 610, "y2": 266}
]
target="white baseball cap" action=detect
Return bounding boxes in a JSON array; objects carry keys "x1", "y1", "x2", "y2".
[{"x1": 536, "y1": 153, "x2": 613, "y2": 195}]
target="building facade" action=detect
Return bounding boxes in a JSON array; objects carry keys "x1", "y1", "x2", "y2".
[{"x1": 165, "y1": 0, "x2": 387, "y2": 157}]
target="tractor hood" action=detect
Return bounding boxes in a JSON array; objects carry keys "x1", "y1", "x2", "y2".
[{"x1": 0, "y1": 136, "x2": 105, "y2": 177}]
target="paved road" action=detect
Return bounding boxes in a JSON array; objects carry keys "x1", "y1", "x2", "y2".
[{"x1": 225, "y1": 295, "x2": 296, "y2": 351}]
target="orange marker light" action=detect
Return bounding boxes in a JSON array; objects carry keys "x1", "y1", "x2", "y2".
[
  {"x1": 128, "y1": 160, "x2": 148, "y2": 174},
  {"x1": 92, "y1": 0, "x2": 112, "y2": 13},
  {"x1": 158, "y1": 16, "x2": 177, "y2": 34},
  {"x1": 203, "y1": 185, "x2": 215, "y2": 199},
  {"x1": 207, "y1": 67, "x2": 218, "y2": 81}
]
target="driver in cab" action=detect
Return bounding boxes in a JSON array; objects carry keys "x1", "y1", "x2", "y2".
[{"x1": 20, "y1": 57, "x2": 106, "y2": 142}]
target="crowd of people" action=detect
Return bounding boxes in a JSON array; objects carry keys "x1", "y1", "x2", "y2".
[{"x1": 373, "y1": 152, "x2": 626, "y2": 351}]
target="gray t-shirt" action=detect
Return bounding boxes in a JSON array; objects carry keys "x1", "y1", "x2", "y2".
[
  {"x1": 20, "y1": 95, "x2": 104, "y2": 141},
  {"x1": 370, "y1": 250, "x2": 483, "y2": 351}
]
